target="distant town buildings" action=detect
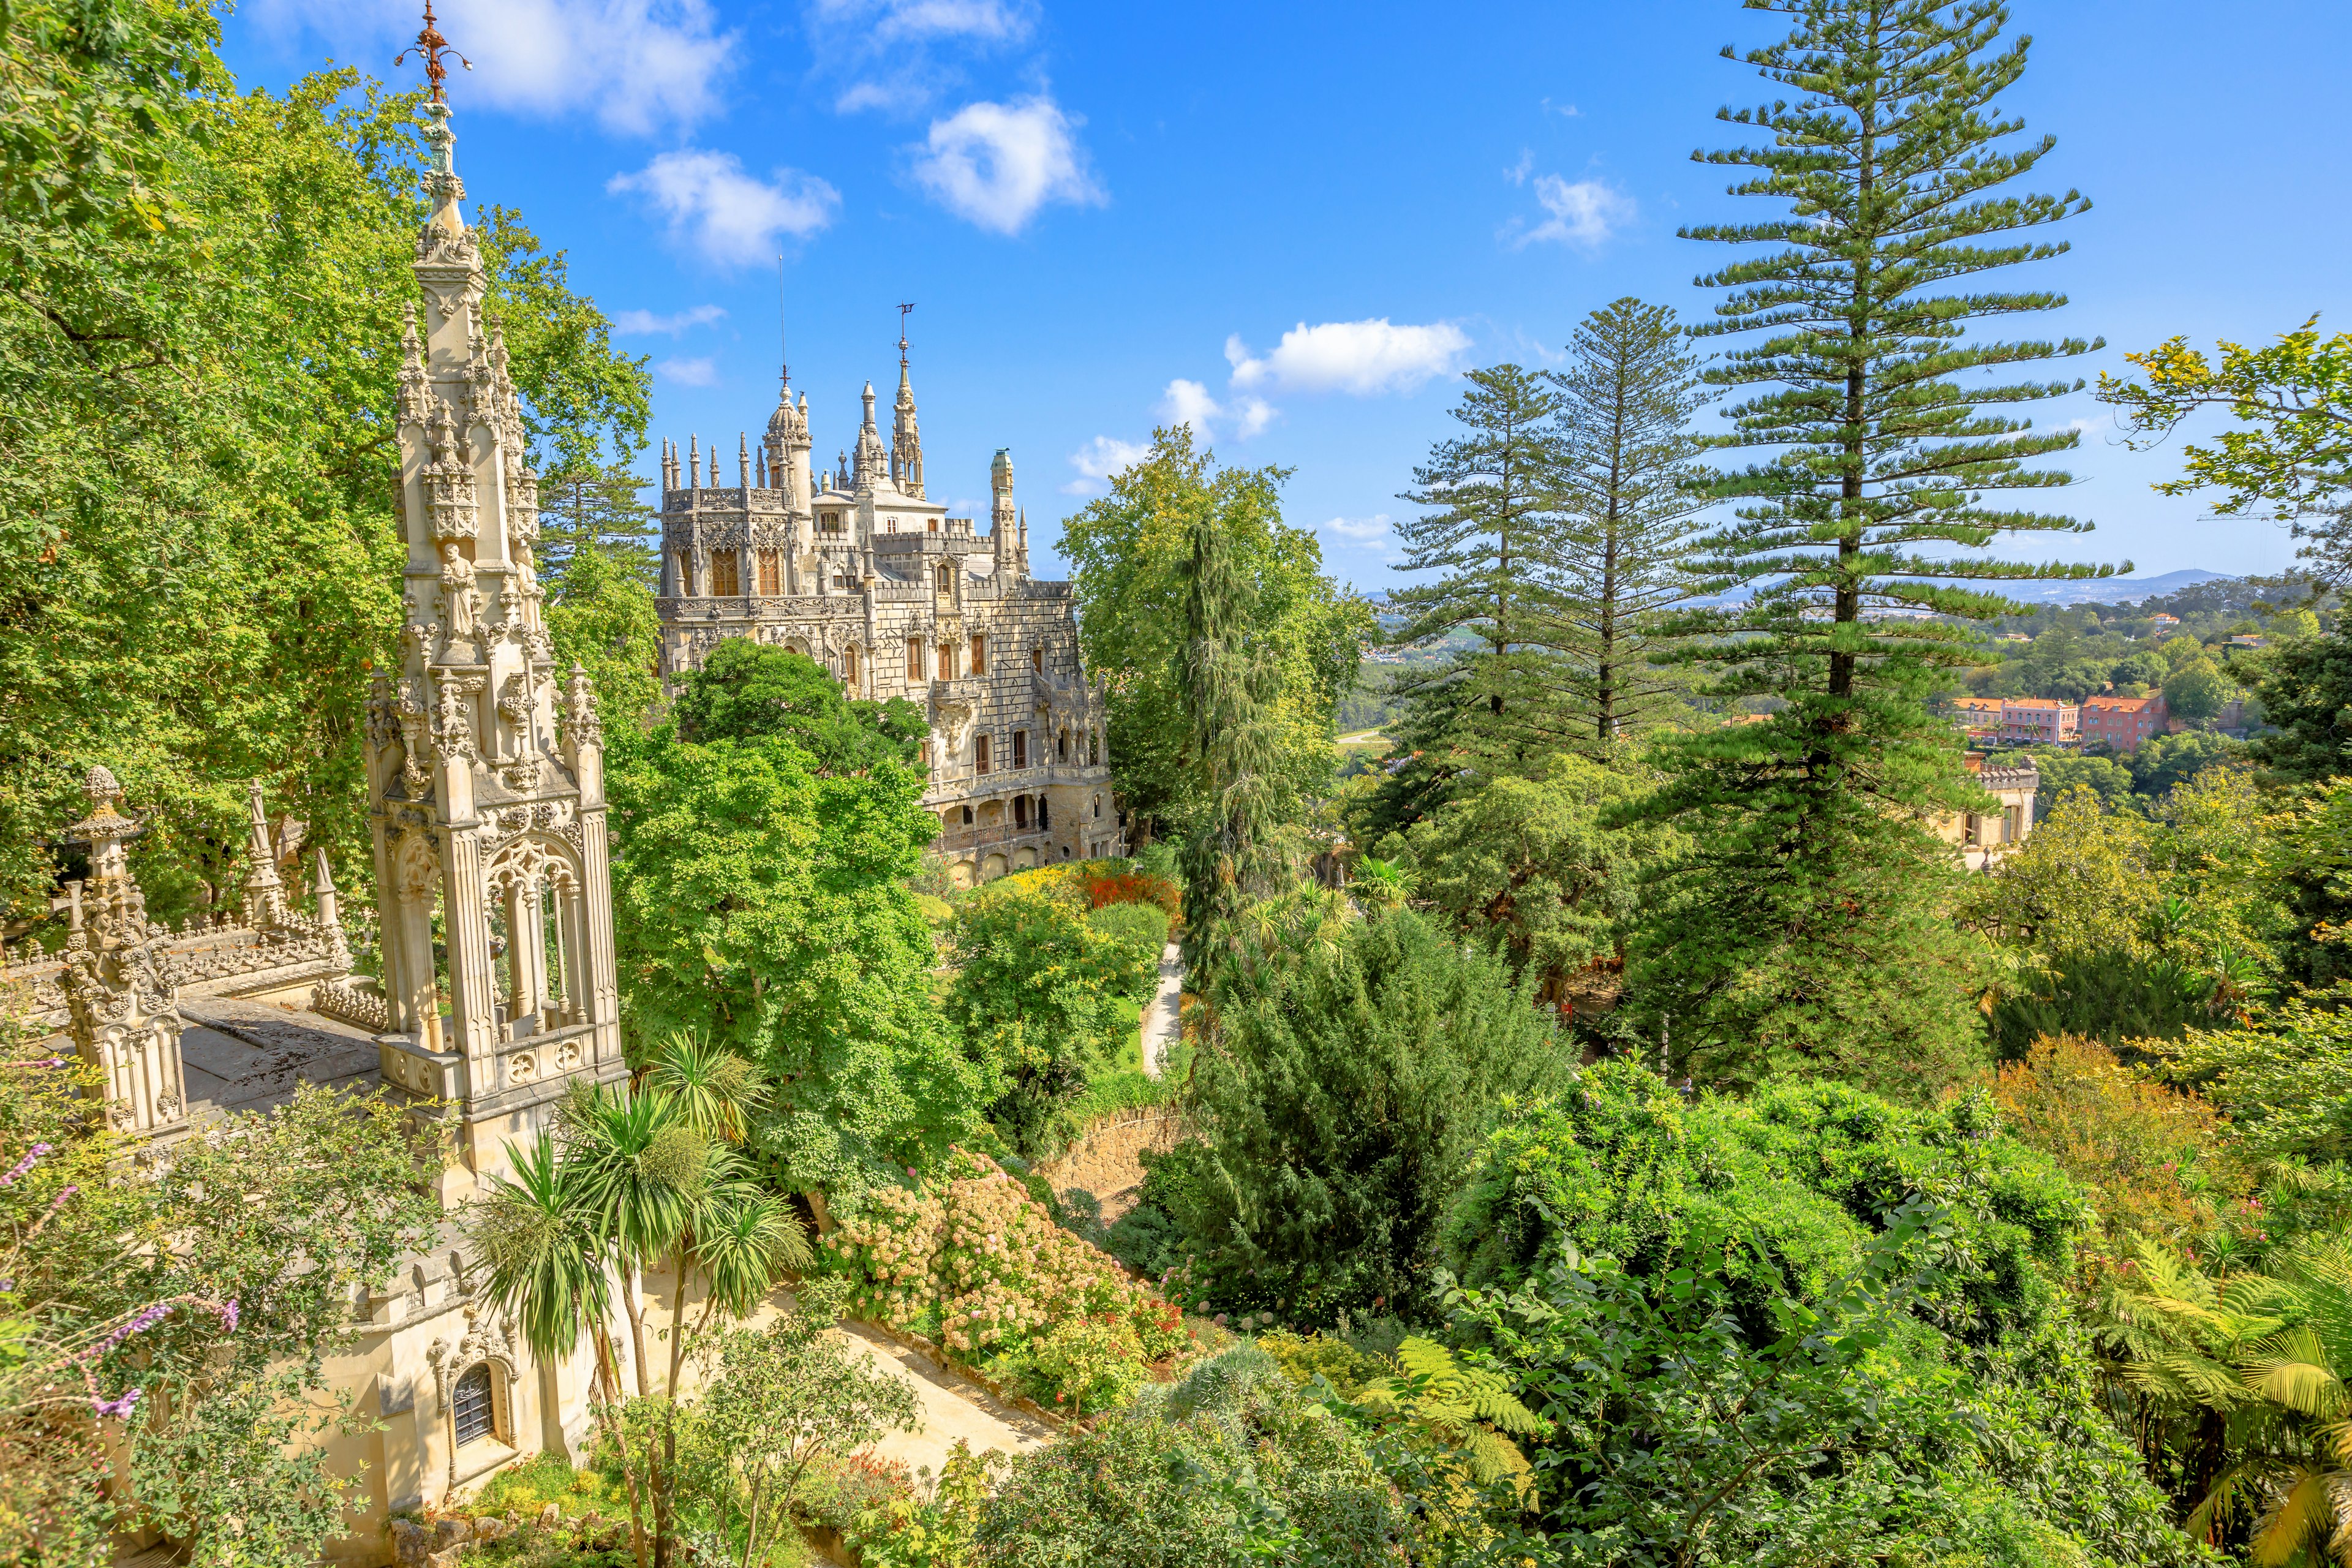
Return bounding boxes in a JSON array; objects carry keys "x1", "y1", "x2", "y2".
[
  {"x1": 2081, "y1": 692, "x2": 2168, "y2": 752},
  {"x1": 1937, "y1": 752, "x2": 2038, "y2": 872}
]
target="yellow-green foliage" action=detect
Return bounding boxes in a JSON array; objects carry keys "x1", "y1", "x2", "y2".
[
  {"x1": 1255, "y1": 1329, "x2": 1382, "y2": 1396},
  {"x1": 1359, "y1": 1338, "x2": 1545, "y2": 1493}
]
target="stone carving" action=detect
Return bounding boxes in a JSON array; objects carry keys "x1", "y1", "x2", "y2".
[
  {"x1": 437, "y1": 545, "x2": 482, "y2": 660},
  {"x1": 314, "y1": 976, "x2": 391, "y2": 1033},
  {"x1": 562, "y1": 666, "x2": 603, "y2": 750},
  {"x1": 432, "y1": 671, "x2": 481, "y2": 762}
]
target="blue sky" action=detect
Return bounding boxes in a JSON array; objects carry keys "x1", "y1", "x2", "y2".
[{"x1": 227, "y1": 1, "x2": 2352, "y2": 594}]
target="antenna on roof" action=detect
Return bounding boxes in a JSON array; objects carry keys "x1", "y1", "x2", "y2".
[{"x1": 778, "y1": 252, "x2": 790, "y2": 393}]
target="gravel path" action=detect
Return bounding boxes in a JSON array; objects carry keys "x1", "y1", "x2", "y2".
[{"x1": 1142, "y1": 941, "x2": 1182, "y2": 1079}]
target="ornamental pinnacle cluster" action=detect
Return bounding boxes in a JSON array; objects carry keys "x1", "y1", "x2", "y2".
[
  {"x1": 655, "y1": 315, "x2": 1125, "y2": 883},
  {"x1": 369, "y1": 86, "x2": 628, "y2": 1175}
]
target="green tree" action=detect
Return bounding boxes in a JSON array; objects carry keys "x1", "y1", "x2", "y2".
[
  {"x1": 1444, "y1": 1065, "x2": 2202, "y2": 1568},
  {"x1": 0, "y1": 54, "x2": 649, "y2": 924},
  {"x1": 684, "y1": 1291, "x2": 920, "y2": 1568},
  {"x1": 2034, "y1": 752, "x2": 2135, "y2": 820},
  {"x1": 2245, "y1": 631, "x2": 2352, "y2": 784},
  {"x1": 942, "y1": 881, "x2": 1157, "y2": 1157},
  {"x1": 2164, "y1": 656, "x2": 2237, "y2": 726},
  {"x1": 2099, "y1": 319, "x2": 2352, "y2": 589},
  {"x1": 0, "y1": 1050, "x2": 440, "y2": 1566},
  {"x1": 547, "y1": 545, "x2": 665, "y2": 755},
  {"x1": 2128, "y1": 729, "x2": 2245, "y2": 801},
  {"x1": 538, "y1": 459, "x2": 661, "y2": 594},
  {"x1": 607, "y1": 724, "x2": 985, "y2": 1193},
  {"x1": 1967, "y1": 786, "x2": 2158, "y2": 957},
  {"x1": 669, "y1": 640, "x2": 925, "y2": 774},
  {"x1": 1389, "y1": 752, "x2": 1675, "y2": 1008},
  {"x1": 1060, "y1": 428, "x2": 1370, "y2": 850},
  {"x1": 1630, "y1": 0, "x2": 2110, "y2": 1095},
  {"x1": 1551, "y1": 299, "x2": 1708, "y2": 748},
  {"x1": 1155, "y1": 907, "x2": 1569, "y2": 1321},
  {"x1": 1388, "y1": 365, "x2": 1570, "y2": 786}
]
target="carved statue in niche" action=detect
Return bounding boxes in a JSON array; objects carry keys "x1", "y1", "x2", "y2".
[
  {"x1": 395, "y1": 829, "x2": 441, "y2": 904},
  {"x1": 439, "y1": 544, "x2": 483, "y2": 658},
  {"x1": 432, "y1": 673, "x2": 480, "y2": 763},
  {"x1": 396, "y1": 676, "x2": 434, "y2": 796}
]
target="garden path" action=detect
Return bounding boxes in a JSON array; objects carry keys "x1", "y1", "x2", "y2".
[
  {"x1": 830, "y1": 1319, "x2": 1056, "y2": 1477},
  {"x1": 1142, "y1": 941, "x2": 1183, "y2": 1078}
]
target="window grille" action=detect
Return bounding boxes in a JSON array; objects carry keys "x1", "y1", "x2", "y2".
[{"x1": 453, "y1": 1364, "x2": 494, "y2": 1447}]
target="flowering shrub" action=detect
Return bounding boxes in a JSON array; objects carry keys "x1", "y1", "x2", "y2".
[
  {"x1": 1017, "y1": 1314, "x2": 1146, "y2": 1417},
  {"x1": 827, "y1": 1148, "x2": 1192, "y2": 1404}
]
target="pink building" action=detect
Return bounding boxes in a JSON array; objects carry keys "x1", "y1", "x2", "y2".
[
  {"x1": 2081, "y1": 692, "x2": 2168, "y2": 753},
  {"x1": 1999, "y1": 697, "x2": 2078, "y2": 746}
]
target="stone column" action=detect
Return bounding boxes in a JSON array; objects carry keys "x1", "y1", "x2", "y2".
[{"x1": 441, "y1": 826, "x2": 497, "y2": 1094}]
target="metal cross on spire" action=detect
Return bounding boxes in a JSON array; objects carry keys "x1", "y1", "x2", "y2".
[
  {"x1": 898, "y1": 302, "x2": 916, "y2": 366},
  {"x1": 396, "y1": 1, "x2": 472, "y2": 105}
]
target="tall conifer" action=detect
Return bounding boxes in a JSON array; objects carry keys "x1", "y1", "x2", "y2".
[
  {"x1": 1550, "y1": 298, "x2": 1708, "y2": 748},
  {"x1": 1631, "y1": 0, "x2": 2108, "y2": 1091},
  {"x1": 540, "y1": 461, "x2": 660, "y2": 594},
  {"x1": 1385, "y1": 366, "x2": 1570, "y2": 810}
]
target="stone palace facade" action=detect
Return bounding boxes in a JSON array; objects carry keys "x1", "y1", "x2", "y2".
[{"x1": 654, "y1": 344, "x2": 1125, "y2": 884}]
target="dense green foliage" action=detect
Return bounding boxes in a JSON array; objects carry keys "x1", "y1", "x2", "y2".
[
  {"x1": 0, "y1": 11, "x2": 648, "y2": 925},
  {"x1": 669, "y1": 640, "x2": 926, "y2": 771},
  {"x1": 1442, "y1": 1063, "x2": 2203, "y2": 1567},
  {"x1": 608, "y1": 656, "x2": 985, "y2": 1192},
  {"x1": 942, "y1": 880, "x2": 1159, "y2": 1156},
  {"x1": 1148, "y1": 907, "x2": 1570, "y2": 1322},
  {"x1": 1061, "y1": 428, "x2": 1370, "y2": 850}
]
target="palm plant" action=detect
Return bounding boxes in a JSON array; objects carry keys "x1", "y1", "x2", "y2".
[
  {"x1": 473, "y1": 1056, "x2": 804, "y2": 1568},
  {"x1": 472, "y1": 1133, "x2": 652, "y2": 1568}
]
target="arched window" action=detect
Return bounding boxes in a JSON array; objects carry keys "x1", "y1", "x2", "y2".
[
  {"x1": 1038, "y1": 796, "x2": 1050, "y2": 831},
  {"x1": 453, "y1": 1363, "x2": 495, "y2": 1447},
  {"x1": 710, "y1": 549, "x2": 741, "y2": 597},
  {"x1": 756, "y1": 549, "x2": 781, "y2": 595},
  {"x1": 937, "y1": 565, "x2": 954, "y2": 594},
  {"x1": 1014, "y1": 796, "x2": 1030, "y2": 829},
  {"x1": 961, "y1": 805, "x2": 974, "y2": 825},
  {"x1": 1058, "y1": 729, "x2": 1069, "y2": 762}
]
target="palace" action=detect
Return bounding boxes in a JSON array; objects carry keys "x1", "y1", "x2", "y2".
[{"x1": 652, "y1": 334, "x2": 1124, "y2": 884}]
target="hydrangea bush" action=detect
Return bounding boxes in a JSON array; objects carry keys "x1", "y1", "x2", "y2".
[{"x1": 826, "y1": 1148, "x2": 1190, "y2": 1403}]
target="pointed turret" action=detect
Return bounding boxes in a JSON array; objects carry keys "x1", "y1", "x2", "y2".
[
  {"x1": 853, "y1": 381, "x2": 886, "y2": 491},
  {"x1": 891, "y1": 318, "x2": 924, "y2": 498}
]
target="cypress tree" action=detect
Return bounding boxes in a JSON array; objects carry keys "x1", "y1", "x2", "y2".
[
  {"x1": 1384, "y1": 366, "x2": 1570, "y2": 814},
  {"x1": 1550, "y1": 298, "x2": 1709, "y2": 748},
  {"x1": 1631, "y1": 0, "x2": 2110, "y2": 1092}
]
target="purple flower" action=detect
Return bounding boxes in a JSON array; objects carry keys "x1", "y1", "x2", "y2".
[
  {"x1": 90, "y1": 1302, "x2": 170, "y2": 1359},
  {"x1": 91, "y1": 1387, "x2": 142, "y2": 1419},
  {"x1": 1, "y1": 1144, "x2": 55, "y2": 1186},
  {"x1": 219, "y1": 1298, "x2": 239, "y2": 1335}
]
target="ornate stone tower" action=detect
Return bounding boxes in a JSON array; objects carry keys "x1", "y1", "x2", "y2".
[
  {"x1": 364, "y1": 81, "x2": 625, "y2": 1191},
  {"x1": 890, "y1": 319, "x2": 924, "y2": 499}
]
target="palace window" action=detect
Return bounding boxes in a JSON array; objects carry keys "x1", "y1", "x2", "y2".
[
  {"x1": 844, "y1": 645, "x2": 860, "y2": 684},
  {"x1": 936, "y1": 565, "x2": 954, "y2": 594},
  {"x1": 710, "y1": 549, "x2": 740, "y2": 597},
  {"x1": 1058, "y1": 729, "x2": 1069, "y2": 762},
  {"x1": 975, "y1": 734, "x2": 991, "y2": 774},
  {"x1": 962, "y1": 805, "x2": 974, "y2": 824},
  {"x1": 928, "y1": 517, "x2": 939, "y2": 533},
  {"x1": 1014, "y1": 796, "x2": 1030, "y2": 829},
  {"x1": 1031, "y1": 645, "x2": 1043, "y2": 673},
  {"x1": 1038, "y1": 796, "x2": 1050, "y2": 831},
  {"x1": 907, "y1": 637, "x2": 925, "y2": 680},
  {"x1": 756, "y1": 549, "x2": 781, "y2": 595},
  {"x1": 1088, "y1": 729, "x2": 1100, "y2": 766},
  {"x1": 970, "y1": 634, "x2": 987, "y2": 675},
  {"x1": 1093, "y1": 794, "x2": 1102, "y2": 820},
  {"x1": 939, "y1": 643, "x2": 957, "y2": 680},
  {"x1": 1012, "y1": 729, "x2": 1027, "y2": 769},
  {"x1": 453, "y1": 1364, "x2": 496, "y2": 1447},
  {"x1": 821, "y1": 511, "x2": 843, "y2": 534}
]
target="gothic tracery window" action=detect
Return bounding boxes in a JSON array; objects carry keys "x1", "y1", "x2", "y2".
[
  {"x1": 710, "y1": 549, "x2": 740, "y2": 597},
  {"x1": 756, "y1": 549, "x2": 780, "y2": 595}
]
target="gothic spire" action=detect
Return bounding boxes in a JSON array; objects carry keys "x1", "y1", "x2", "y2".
[{"x1": 891, "y1": 303, "x2": 924, "y2": 498}]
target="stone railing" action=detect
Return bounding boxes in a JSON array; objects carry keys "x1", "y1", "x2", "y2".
[{"x1": 314, "y1": 976, "x2": 391, "y2": 1033}]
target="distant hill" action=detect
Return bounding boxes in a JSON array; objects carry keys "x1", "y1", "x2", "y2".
[{"x1": 1996, "y1": 569, "x2": 2228, "y2": 606}]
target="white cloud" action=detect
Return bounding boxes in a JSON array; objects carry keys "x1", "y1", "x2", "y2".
[
  {"x1": 612, "y1": 304, "x2": 727, "y2": 336},
  {"x1": 910, "y1": 96, "x2": 1104, "y2": 235},
  {"x1": 1540, "y1": 97, "x2": 1581, "y2": 118},
  {"x1": 1324, "y1": 513, "x2": 1396, "y2": 543},
  {"x1": 1505, "y1": 148, "x2": 1534, "y2": 187},
  {"x1": 657, "y1": 356, "x2": 719, "y2": 386},
  {"x1": 1068, "y1": 435, "x2": 1150, "y2": 481},
  {"x1": 1155, "y1": 379, "x2": 1276, "y2": 441},
  {"x1": 1224, "y1": 319, "x2": 1471, "y2": 397},
  {"x1": 805, "y1": 0, "x2": 1036, "y2": 113},
  {"x1": 608, "y1": 151, "x2": 840, "y2": 268},
  {"x1": 248, "y1": 0, "x2": 735, "y2": 135},
  {"x1": 1161, "y1": 379, "x2": 1221, "y2": 431},
  {"x1": 1512, "y1": 175, "x2": 1634, "y2": 249}
]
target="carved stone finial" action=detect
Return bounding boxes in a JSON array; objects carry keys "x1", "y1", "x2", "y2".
[{"x1": 84, "y1": 764, "x2": 120, "y2": 807}]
